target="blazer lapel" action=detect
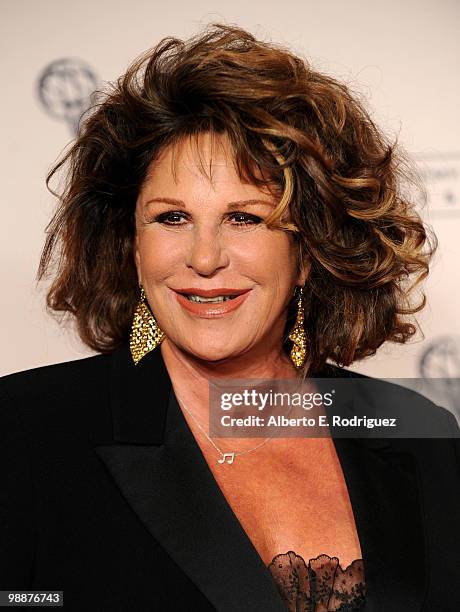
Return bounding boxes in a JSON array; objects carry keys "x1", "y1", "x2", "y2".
[
  {"x1": 94, "y1": 343, "x2": 287, "y2": 611},
  {"x1": 95, "y1": 343, "x2": 427, "y2": 612},
  {"x1": 316, "y1": 372, "x2": 427, "y2": 612},
  {"x1": 328, "y1": 435, "x2": 427, "y2": 612}
]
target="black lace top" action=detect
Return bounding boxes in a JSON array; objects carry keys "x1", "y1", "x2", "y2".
[{"x1": 268, "y1": 551, "x2": 366, "y2": 611}]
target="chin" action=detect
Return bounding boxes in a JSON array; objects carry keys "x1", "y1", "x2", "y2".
[{"x1": 177, "y1": 338, "x2": 243, "y2": 363}]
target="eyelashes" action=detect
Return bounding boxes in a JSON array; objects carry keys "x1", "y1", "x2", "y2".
[{"x1": 146, "y1": 211, "x2": 264, "y2": 227}]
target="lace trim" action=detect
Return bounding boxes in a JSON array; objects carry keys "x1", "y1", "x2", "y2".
[{"x1": 268, "y1": 551, "x2": 366, "y2": 611}]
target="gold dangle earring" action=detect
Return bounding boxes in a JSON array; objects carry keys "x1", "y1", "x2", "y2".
[
  {"x1": 289, "y1": 286, "x2": 307, "y2": 368},
  {"x1": 129, "y1": 284, "x2": 165, "y2": 365}
]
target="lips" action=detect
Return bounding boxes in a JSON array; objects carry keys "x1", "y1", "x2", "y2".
[
  {"x1": 172, "y1": 287, "x2": 252, "y2": 317},
  {"x1": 174, "y1": 287, "x2": 251, "y2": 298}
]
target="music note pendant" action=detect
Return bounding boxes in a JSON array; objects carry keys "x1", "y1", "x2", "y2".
[{"x1": 218, "y1": 452, "x2": 235, "y2": 464}]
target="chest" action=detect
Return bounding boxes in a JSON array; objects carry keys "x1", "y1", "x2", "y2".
[
  {"x1": 204, "y1": 439, "x2": 364, "y2": 571},
  {"x1": 180, "y1": 408, "x2": 368, "y2": 610}
]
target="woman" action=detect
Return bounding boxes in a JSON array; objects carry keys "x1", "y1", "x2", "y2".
[{"x1": 1, "y1": 23, "x2": 459, "y2": 612}]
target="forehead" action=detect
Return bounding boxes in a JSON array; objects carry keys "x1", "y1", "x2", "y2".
[{"x1": 141, "y1": 131, "x2": 278, "y2": 195}]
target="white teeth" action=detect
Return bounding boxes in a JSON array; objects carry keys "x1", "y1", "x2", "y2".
[{"x1": 186, "y1": 294, "x2": 236, "y2": 303}]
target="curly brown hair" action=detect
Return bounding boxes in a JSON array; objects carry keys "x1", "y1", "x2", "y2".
[{"x1": 37, "y1": 22, "x2": 436, "y2": 375}]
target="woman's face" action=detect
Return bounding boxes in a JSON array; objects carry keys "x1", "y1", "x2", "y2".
[{"x1": 134, "y1": 132, "x2": 308, "y2": 364}]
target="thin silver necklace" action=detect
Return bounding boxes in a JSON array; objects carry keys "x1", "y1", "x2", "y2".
[
  {"x1": 175, "y1": 387, "x2": 298, "y2": 465},
  {"x1": 175, "y1": 394, "x2": 274, "y2": 464}
]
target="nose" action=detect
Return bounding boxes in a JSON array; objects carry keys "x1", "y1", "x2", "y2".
[{"x1": 185, "y1": 224, "x2": 230, "y2": 276}]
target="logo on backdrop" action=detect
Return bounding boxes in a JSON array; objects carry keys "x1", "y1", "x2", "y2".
[
  {"x1": 415, "y1": 153, "x2": 460, "y2": 218},
  {"x1": 37, "y1": 58, "x2": 99, "y2": 135},
  {"x1": 418, "y1": 334, "x2": 460, "y2": 415}
]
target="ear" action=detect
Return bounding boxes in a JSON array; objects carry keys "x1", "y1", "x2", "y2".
[
  {"x1": 134, "y1": 232, "x2": 142, "y2": 285},
  {"x1": 297, "y1": 255, "x2": 311, "y2": 287}
]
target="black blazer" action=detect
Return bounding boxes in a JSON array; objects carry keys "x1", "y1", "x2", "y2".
[{"x1": 1, "y1": 341, "x2": 459, "y2": 612}]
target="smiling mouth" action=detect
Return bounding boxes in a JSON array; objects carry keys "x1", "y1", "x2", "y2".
[
  {"x1": 181, "y1": 294, "x2": 239, "y2": 303},
  {"x1": 173, "y1": 288, "x2": 251, "y2": 317}
]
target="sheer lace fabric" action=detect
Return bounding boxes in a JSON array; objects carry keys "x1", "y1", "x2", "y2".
[{"x1": 268, "y1": 552, "x2": 366, "y2": 611}]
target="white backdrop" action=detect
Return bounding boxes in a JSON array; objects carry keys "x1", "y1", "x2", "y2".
[{"x1": 2, "y1": 0, "x2": 459, "y2": 382}]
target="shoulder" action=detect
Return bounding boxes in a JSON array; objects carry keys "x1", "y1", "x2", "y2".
[
  {"x1": 321, "y1": 364, "x2": 459, "y2": 470},
  {"x1": 0, "y1": 353, "x2": 113, "y2": 444},
  {"x1": 324, "y1": 362, "x2": 459, "y2": 430},
  {"x1": 0, "y1": 352, "x2": 110, "y2": 403}
]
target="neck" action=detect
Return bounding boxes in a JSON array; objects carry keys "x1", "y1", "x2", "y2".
[{"x1": 160, "y1": 337, "x2": 306, "y2": 418}]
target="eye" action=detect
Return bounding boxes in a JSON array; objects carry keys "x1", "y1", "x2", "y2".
[
  {"x1": 152, "y1": 211, "x2": 187, "y2": 225},
  {"x1": 228, "y1": 212, "x2": 262, "y2": 226}
]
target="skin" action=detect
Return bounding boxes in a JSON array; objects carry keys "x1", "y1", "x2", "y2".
[{"x1": 134, "y1": 131, "x2": 310, "y2": 451}]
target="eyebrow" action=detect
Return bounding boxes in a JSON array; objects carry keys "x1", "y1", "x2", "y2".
[{"x1": 143, "y1": 197, "x2": 276, "y2": 210}]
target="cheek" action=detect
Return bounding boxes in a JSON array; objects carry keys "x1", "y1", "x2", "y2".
[
  {"x1": 136, "y1": 231, "x2": 182, "y2": 278},
  {"x1": 245, "y1": 233, "x2": 297, "y2": 276},
  {"x1": 136, "y1": 238, "x2": 155, "y2": 274}
]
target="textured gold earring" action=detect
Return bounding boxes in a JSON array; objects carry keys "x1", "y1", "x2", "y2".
[
  {"x1": 129, "y1": 284, "x2": 165, "y2": 365},
  {"x1": 289, "y1": 286, "x2": 307, "y2": 368}
]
